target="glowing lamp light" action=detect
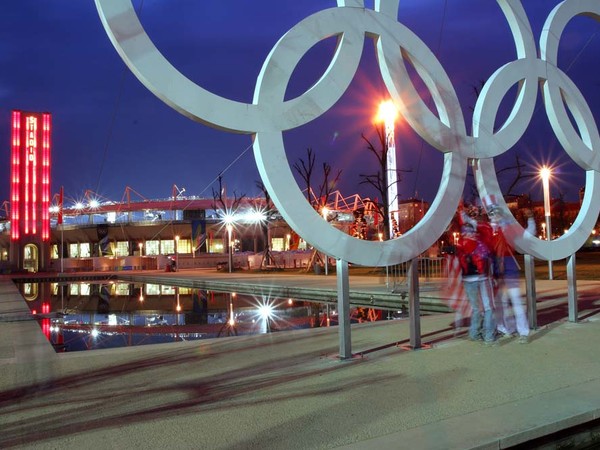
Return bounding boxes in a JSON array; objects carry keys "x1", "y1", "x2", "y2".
[
  {"x1": 91, "y1": 329, "x2": 99, "y2": 338},
  {"x1": 74, "y1": 202, "x2": 84, "y2": 210},
  {"x1": 258, "y1": 303, "x2": 274, "y2": 320},
  {"x1": 244, "y1": 209, "x2": 267, "y2": 223},
  {"x1": 539, "y1": 166, "x2": 551, "y2": 181},
  {"x1": 89, "y1": 199, "x2": 99, "y2": 208},
  {"x1": 376, "y1": 100, "x2": 398, "y2": 123}
]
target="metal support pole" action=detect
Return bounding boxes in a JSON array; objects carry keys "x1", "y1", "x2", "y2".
[
  {"x1": 546, "y1": 216, "x2": 553, "y2": 280},
  {"x1": 336, "y1": 259, "x2": 352, "y2": 359},
  {"x1": 524, "y1": 254, "x2": 537, "y2": 330},
  {"x1": 227, "y1": 225, "x2": 233, "y2": 273},
  {"x1": 408, "y1": 258, "x2": 421, "y2": 349},
  {"x1": 60, "y1": 225, "x2": 64, "y2": 274},
  {"x1": 567, "y1": 254, "x2": 578, "y2": 323}
]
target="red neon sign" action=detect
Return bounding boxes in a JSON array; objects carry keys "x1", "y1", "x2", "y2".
[
  {"x1": 42, "y1": 114, "x2": 51, "y2": 240},
  {"x1": 10, "y1": 111, "x2": 52, "y2": 242},
  {"x1": 10, "y1": 111, "x2": 21, "y2": 240}
]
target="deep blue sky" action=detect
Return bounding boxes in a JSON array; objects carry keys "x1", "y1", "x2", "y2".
[{"x1": 1, "y1": 1, "x2": 598, "y2": 209}]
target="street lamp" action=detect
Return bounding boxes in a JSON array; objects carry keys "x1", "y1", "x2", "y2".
[
  {"x1": 377, "y1": 100, "x2": 399, "y2": 239},
  {"x1": 226, "y1": 223, "x2": 233, "y2": 273},
  {"x1": 322, "y1": 207, "x2": 329, "y2": 275},
  {"x1": 138, "y1": 242, "x2": 143, "y2": 270},
  {"x1": 540, "y1": 166, "x2": 553, "y2": 280},
  {"x1": 174, "y1": 235, "x2": 180, "y2": 272}
]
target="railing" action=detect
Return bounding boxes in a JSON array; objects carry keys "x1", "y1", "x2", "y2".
[{"x1": 385, "y1": 256, "x2": 449, "y2": 293}]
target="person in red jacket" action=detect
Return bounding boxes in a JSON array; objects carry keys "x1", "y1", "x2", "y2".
[{"x1": 455, "y1": 216, "x2": 496, "y2": 344}]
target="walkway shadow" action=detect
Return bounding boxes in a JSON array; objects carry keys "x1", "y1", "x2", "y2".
[{"x1": 0, "y1": 335, "x2": 390, "y2": 448}]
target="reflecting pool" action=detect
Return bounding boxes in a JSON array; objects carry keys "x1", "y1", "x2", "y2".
[{"x1": 15, "y1": 281, "x2": 403, "y2": 352}]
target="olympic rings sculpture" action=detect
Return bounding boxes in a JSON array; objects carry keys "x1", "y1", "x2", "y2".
[{"x1": 96, "y1": 0, "x2": 600, "y2": 266}]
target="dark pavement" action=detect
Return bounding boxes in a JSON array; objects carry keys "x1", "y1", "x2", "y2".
[{"x1": 1, "y1": 269, "x2": 600, "y2": 449}]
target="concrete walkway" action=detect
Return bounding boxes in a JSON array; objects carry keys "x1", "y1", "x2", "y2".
[{"x1": 1, "y1": 270, "x2": 600, "y2": 449}]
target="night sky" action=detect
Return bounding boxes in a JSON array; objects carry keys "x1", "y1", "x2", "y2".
[{"x1": 1, "y1": 1, "x2": 598, "y2": 210}]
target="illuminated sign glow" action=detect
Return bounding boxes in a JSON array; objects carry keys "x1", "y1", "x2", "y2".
[{"x1": 10, "y1": 110, "x2": 52, "y2": 242}]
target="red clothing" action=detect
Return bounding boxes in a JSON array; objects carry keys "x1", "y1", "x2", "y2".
[{"x1": 456, "y1": 234, "x2": 490, "y2": 277}]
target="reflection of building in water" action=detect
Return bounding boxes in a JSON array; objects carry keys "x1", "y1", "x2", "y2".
[{"x1": 15, "y1": 280, "x2": 392, "y2": 352}]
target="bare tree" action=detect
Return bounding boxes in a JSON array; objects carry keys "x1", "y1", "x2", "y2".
[
  {"x1": 293, "y1": 147, "x2": 316, "y2": 204},
  {"x1": 211, "y1": 174, "x2": 246, "y2": 268},
  {"x1": 211, "y1": 174, "x2": 246, "y2": 213},
  {"x1": 293, "y1": 147, "x2": 342, "y2": 283},
  {"x1": 293, "y1": 147, "x2": 342, "y2": 212},
  {"x1": 496, "y1": 154, "x2": 536, "y2": 196}
]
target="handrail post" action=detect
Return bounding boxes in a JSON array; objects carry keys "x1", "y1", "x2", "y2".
[
  {"x1": 336, "y1": 259, "x2": 352, "y2": 359},
  {"x1": 408, "y1": 258, "x2": 421, "y2": 349}
]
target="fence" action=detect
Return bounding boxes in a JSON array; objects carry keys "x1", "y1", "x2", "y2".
[{"x1": 385, "y1": 256, "x2": 449, "y2": 293}]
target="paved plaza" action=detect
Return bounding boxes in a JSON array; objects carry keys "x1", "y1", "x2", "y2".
[{"x1": 1, "y1": 269, "x2": 600, "y2": 449}]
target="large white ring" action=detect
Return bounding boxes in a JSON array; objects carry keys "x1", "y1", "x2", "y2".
[{"x1": 95, "y1": 0, "x2": 600, "y2": 265}]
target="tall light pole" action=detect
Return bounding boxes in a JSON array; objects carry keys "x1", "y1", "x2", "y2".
[
  {"x1": 226, "y1": 223, "x2": 233, "y2": 273},
  {"x1": 540, "y1": 166, "x2": 553, "y2": 280},
  {"x1": 138, "y1": 242, "x2": 143, "y2": 270},
  {"x1": 322, "y1": 207, "x2": 329, "y2": 275},
  {"x1": 377, "y1": 100, "x2": 399, "y2": 239},
  {"x1": 174, "y1": 235, "x2": 180, "y2": 271}
]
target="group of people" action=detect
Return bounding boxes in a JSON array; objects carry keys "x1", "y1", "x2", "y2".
[{"x1": 450, "y1": 196, "x2": 536, "y2": 345}]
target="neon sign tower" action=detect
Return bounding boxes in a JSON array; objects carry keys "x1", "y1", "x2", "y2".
[{"x1": 10, "y1": 110, "x2": 52, "y2": 271}]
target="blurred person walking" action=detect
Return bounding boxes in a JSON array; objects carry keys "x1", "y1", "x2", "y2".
[{"x1": 483, "y1": 196, "x2": 536, "y2": 344}]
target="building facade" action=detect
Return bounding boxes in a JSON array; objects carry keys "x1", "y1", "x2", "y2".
[{"x1": 9, "y1": 110, "x2": 52, "y2": 272}]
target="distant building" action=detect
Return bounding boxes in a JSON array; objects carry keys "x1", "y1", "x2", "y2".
[{"x1": 396, "y1": 198, "x2": 428, "y2": 234}]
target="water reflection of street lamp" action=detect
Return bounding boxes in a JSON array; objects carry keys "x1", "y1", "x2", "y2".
[
  {"x1": 540, "y1": 166, "x2": 553, "y2": 280},
  {"x1": 377, "y1": 100, "x2": 399, "y2": 239},
  {"x1": 228, "y1": 293, "x2": 236, "y2": 326}
]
